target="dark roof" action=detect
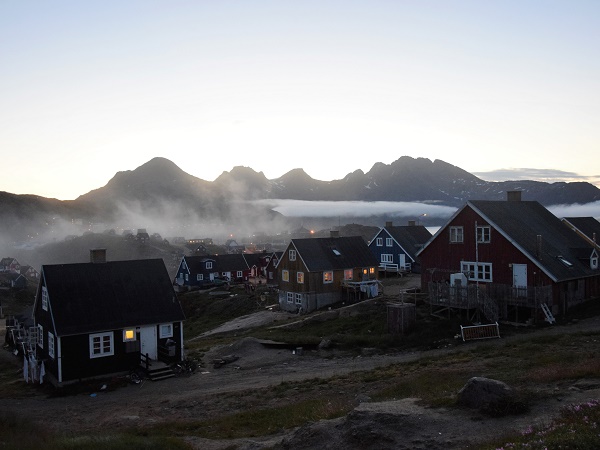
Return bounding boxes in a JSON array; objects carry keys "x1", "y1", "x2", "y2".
[
  {"x1": 291, "y1": 236, "x2": 378, "y2": 272},
  {"x1": 183, "y1": 255, "x2": 216, "y2": 273},
  {"x1": 215, "y1": 253, "x2": 249, "y2": 271},
  {"x1": 563, "y1": 217, "x2": 600, "y2": 246},
  {"x1": 42, "y1": 259, "x2": 185, "y2": 336},
  {"x1": 469, "y1": 200, "x2": 597, "y2": 282},
  {"x1": 380, "y1": 225, "x2": 432, "y2": 261}
]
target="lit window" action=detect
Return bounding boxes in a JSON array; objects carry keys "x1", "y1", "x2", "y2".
[
  {"x1": 282, "y1": 270, "x2": 289, "y2": 282},
  {"x1": 450, "y1": 226, "x2": 464, "y2": 243},
  {"x1": 297, "y1": 272, "x2": 304, "y2": 283},
  {"x1": 160, "y1": 323, "x2": 173, "y2": 338},
  {"x1": 376, "y1": 237, "x2": 383, "y2": 246},
  {"x1": 289, "y1": 249, "x2": 296, "y2": 261},
  {"x1": 323, "y1": 271, "x2": 333, "y2": 283},
  {"x1": 370, "y1": 267, "x2": 375, "y2": 274},
  {"x1": 90, "y1": 332, "x2": 114, "y2": 358},
  {"x1": 344, "y1": 269, "x2": 353, "y2": 280},
  {"x1": 476, "y1": 226, "x2": 491, "y2": 243},
  {"x1": 123, "y1": 329, "x2": 136, "y2": 342},
  {"x1": 386, "y1": 238, "x2": 393, "y2": 247}
]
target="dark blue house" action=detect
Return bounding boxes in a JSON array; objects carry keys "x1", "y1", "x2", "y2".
[
  {"x1": 174, "y1": 254, "x2": 250, "y2": 289},
  {"x1": 369, "y1": 221, "x2": 432, "y2": 274}
]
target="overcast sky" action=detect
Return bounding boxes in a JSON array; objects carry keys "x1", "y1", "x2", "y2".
[{"x1": 1, "y1": 1, "x2": 599, "y2": 200}]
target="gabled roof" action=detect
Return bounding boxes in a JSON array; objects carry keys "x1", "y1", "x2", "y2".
[
  {"x1": 562, "y1": 217, "x2": 600, "y2": 248},
  {"x1": 42, "y1": 259, "x2": 185, "y2": 336},
  {"x1": 183, "y1": 255, "x2": 216, "y2": 273},
  {"x1": 373, "y1": 225, "x2": 432, "y2": 261},
  {"x1": 291, "y1": 236, "x2": 378, "y2": 272},
  {"x1": 466, "y1": 200, "x2": 597, "y2": 282},
  {"x1": 215, "y1": 253, "x2": 249, "y2": 272}
]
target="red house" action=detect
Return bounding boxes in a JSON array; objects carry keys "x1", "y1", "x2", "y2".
[{"x1": 417, "y1": 191, "x2": 600, "y2": 324}]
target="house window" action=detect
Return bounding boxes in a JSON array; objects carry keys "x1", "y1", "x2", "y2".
[
  {"x1": 297, "y1": 272, "x2": 304, "y2": 283},
  {"x1": 237, "y1": 271, "x2": 243, "y2": 278},
  {"x1": 295, "y1": 293, "x2": 302, "y2": 305},
  {"x1": 344, "y1": 269, "x2": 353, "y2": 280},
  {"x1": 289, "y1": 249, "x2": 296, "y2": 261},
  {"x1": 461, "y1": 262, "x2": 493, "y2": 282},
  {"x1": 282, "y1": 270, "x2": 289, "y2": 282},
  {"x1": 123, "y1": 328, "x2": 136, "y2": 342},
  {"x1": 38, "y1": 324, "x2": 43, "y2": 348},
  {"x1": 197, "y1": 274, "x2": 203, "y2": 281},
  {"x1": 41, "y1": 286, "x2": 48, "y2": 311},
  {"x1": 160, "y1": 323, "x2": 173, "y2": 338},
  {"x1": 386, "y1": 238, "x2": 393, "y2": 247},
  {"x1": 206, "y1": 261, "x2": 213, "y2": 269},
  {"x1": 476, "y1": 226, "x2": 491, "y2": 243},
  {"x1": 185, "y1": 274, "x2": 189, "y2": 281},
  {"x1": 450, "y1": 226, "x2": 464, "y2": 243},
  {"x1": 287, "y1": 292, "x2": 294, "y2": 303},
  {"x1": 268, "y1": 271, "x2": 273, "y2": 280},
  {"x1": 323, "y1": 271, "x2": 333, "y2": 283},
  {"x1": 369, "y1": 267, "x2": 375, "y2": 275},
  {"x1": 376, "y1": 237, "x2": 383, "y2": 247},
  {"x1": 592, "y1": 256, "x2": 598, "y2": 270},
  {"x1": 381, "y1": 254, "x2": 393, "y2": 263},
  {"x1": 48, "y1": 332, "x2": 55, "y2": 359},
  {"x1": 90, "y1": 332, "x2": 114, "y2": 358}
]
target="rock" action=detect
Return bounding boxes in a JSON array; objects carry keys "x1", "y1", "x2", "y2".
[
  {"x1": 318, "y1": 338, "x2": 332, "y2": 350},
  {"x1": 457, "y1": 377, "x2": 516, "y2": 412}
]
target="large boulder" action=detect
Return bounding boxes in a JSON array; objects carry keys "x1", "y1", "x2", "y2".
[{"x1": 457, "y1": 377, "x2": 525, "y2": 415}]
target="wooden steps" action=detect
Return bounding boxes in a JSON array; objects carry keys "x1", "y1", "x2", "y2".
[{"x1": 145, "y1": 360, "x2": 175, "y2": 381}]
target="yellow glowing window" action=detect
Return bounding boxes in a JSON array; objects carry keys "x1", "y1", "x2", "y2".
[
  {"x1": 369, "y1": 267, "x2": 375, "y2": 274},
  {"x1": 123, "y1": 329, "x2": 136, "y2": 342}
]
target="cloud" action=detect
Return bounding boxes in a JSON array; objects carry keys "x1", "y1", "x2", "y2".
[
  {"x1": 548, "y1": 201, "x2": 600, "y2": 219},
  {"x1": 473, "y1": 168, "x2": 599, "y2": 184},
  {"x1": 253, "y1": 199, "x2": 457, "y2": 219}
]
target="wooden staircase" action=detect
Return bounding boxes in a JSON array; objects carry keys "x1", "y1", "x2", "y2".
[{"x1": 146, "y1": 360, "x2": 175, "y2": 381}]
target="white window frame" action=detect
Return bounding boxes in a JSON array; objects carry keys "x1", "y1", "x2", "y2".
[
  {"x1": 197, "y1": 274, "x2": 203, "y2": 281},
  {"x1": 89, "y1": 332, "x2": 114, "y2": 358},
  {"x1": 159, "y1": 323, "x2": 173, "y2": 338},
  {"x1": 41, "y1": 286, "x2": 48, "y2": 311},
  {"x1": 592, "y1": 256, "x2": 598, "y2": 270},
  {"x1": 206, "y1": 261, "x2": 213, "y2": 269},
  {"x1": 323, "y1": 271, "x2": 333, "y2": 283},
  {"x1": 38, "y1": 324, "x2": 43, "y2": 348},
  {"x1": 344, "y1": 269, "x2": 353, "y2": 280},
  {"x1": 48, "y1": 332, "x2": 55, "y2": 359},
  {"x1": 376, "y1": 237, "x2": 383, "y2": 247},
  {"x1": 450, "y1": 226, "x2": 464, "y2": 243},
  {"x1": 476, "y1": 226, "x2": 491, "y2": 243},
  {"x1": 289, "y1": 249, "x2": 296, "y2": 261},
  {"x1": 297, "y1": 272, "x2": 304, "y2": 284},
  {"x1": 185, "y1": 273, "x2": 189, "y2": 281},
  {"x1": 295, "y1": 293, "x2": 302, "y2": 305},
  {"x1": 287, "y1": 292, "x2": 294, "y2": 303},
  {"x1": 386, "y1": 237, "x2": 393, "y2": 247},
  {"x1": 381, "y1": 254, "x2": 393, "y2": 263},
  {"x1": 237, "y1": 271, "x2": 243, "y2": 278},
  {"x1": 282, "y1": 270, "x2": 289, "y2": 282},
  {"x1": 461, "y1": 261, "x2": 493, "y2": 282}
]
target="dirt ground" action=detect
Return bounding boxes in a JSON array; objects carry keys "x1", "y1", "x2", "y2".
[{"x1": 2, "y1": 275, "x2": 600, "y2": 449}]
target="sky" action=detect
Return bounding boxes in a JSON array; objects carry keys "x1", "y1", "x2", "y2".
[{"x1": 1, "y1": 1, "x2": 599, "y2": 201}]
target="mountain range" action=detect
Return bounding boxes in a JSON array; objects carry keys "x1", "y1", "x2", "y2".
[{"x1": 1, "y1": 156, "x2": 599, "y2": 245}]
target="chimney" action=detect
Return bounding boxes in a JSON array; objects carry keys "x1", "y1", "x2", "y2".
[
  {"x1": 507, "y1": 191, "x2": 522, "y2": 202},
  {"x1": 385, "y1": 221, "x2": 393, "y2": 228},
  {"x1": 407, "y1": 220, "x2": 416, "y2": 227},
  {"x1": 330, "y1": 230, "x2": 340, "y2": 238},
  {"x1": 536, "y1": 235, "x2": 542, "y2": 260},
  {"x1": 90, "y1": 248, "x2": 107, "y2": 263}
]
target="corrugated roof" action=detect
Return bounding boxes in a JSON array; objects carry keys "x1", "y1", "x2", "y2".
[
  {"x1": 292, "y1": 236, "x2": 378, "y2": 272},
  {"x1": 43, "y1": 259, "x2": 185, "y2": 336},
  {"x1": 470, "y1": 200, "x2": 597, "y2": 282}
]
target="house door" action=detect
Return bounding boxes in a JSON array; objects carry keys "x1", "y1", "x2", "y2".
[
  {"x1": 140, "y1": 326, "x2": 157, "y2": 360},
  {"x1": 512, "y1": 264, "x2": 527, "y2": 298},
  {"x1": 398, "y1": 254, "x2": 406, "y2": 271}
]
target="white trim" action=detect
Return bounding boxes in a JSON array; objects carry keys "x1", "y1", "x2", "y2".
[
  {"x1": 159, "y1": 323, "x2": 173, "y2": 338},
  {"x1": 48, "y1": 332, "x2": 55, "y2": 359},
  {"x1": 89, "y1": 332, "x2": 114, "y2": 358}
]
